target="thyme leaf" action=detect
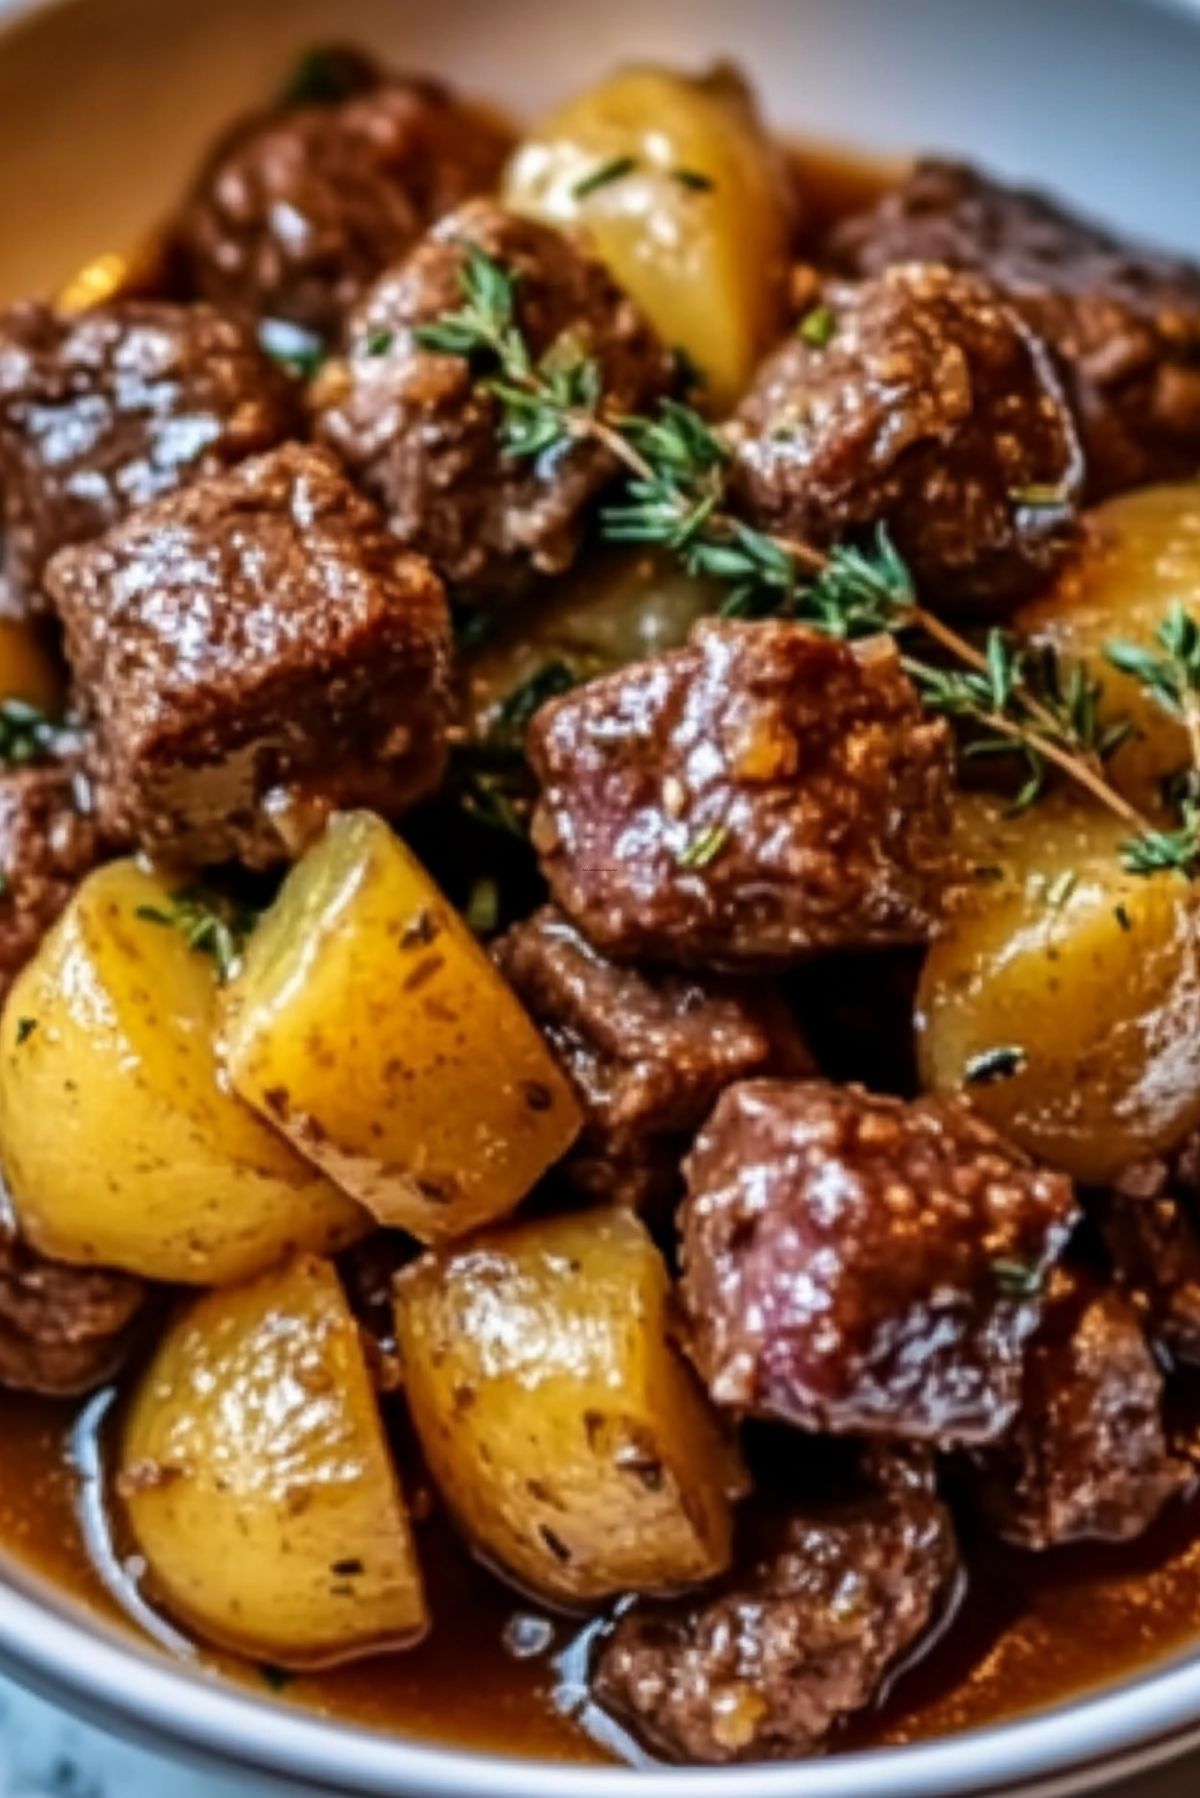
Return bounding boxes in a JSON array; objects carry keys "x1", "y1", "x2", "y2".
[{"x1": 135, "y1": 888, "x2": 260, "y2": 981}]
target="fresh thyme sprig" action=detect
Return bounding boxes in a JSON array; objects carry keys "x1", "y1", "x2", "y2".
[
  {"x1": 135, "y1": 887, "x2": 260, "y2": 982},
  {"x1": 0, "y1": 699, "x2": 67, "y2": 768},
  {"x1": 419, "y1": 243, "x2": 1200, "y2": 877}
]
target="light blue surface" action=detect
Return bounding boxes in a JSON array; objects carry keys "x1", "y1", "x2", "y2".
[{"x1": 0, "y1": 1682, "x2": 249, "y2": 1796}]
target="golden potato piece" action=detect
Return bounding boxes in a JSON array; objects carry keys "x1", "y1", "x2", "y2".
[
  {"x1": 0, "y1": 861, "x2": 365, "y2": 1284},
  {"x1": 395, "y1": 1207, "x2": 743, "y2": 1605},
  {"x1": 917, "y1": 795, "x2": 1200, "y2": 1183},
  {"x1": 221, "y1": 812, "x2": 582, "y2": 1242},
  {"x1": 504, "y1": 64, "x2": 792, "y2": 408},
  {"x1": 121, "y1": 1255, "x2": 427, "y2": 1668},
  {"x1": 1017, "y1": 484, "x2": 1200, "y2": 812}
]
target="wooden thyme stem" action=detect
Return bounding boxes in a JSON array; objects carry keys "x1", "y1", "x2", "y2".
[{"x1": 972, "y1": 710, "x2": 1148, "y2": 831}]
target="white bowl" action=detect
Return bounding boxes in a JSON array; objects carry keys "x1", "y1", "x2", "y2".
[{"x1": 1, "y1": 1, "x2": 1200, "y2": 1793}]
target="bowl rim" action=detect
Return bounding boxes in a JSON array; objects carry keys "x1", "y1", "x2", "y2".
[{"x1": 2, "y1": 0, "x2": 1200, "y2": 1791}]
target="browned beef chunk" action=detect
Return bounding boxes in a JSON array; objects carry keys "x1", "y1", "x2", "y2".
[
  {"x1": 527, "y1": 620, "x2": 955, "y2": 970},
  {"x1": 175, "y1": 74, "x2": 513, "y2": 339},
  {"x1": 46, "y1": 443, "x2": 451, "y2": 870},
  {"x1": 493, "y1": 905, "x2": 814, "y2": 1209},
  {"x1": 313, "y1": 201, "x2": 671, "y2": 603},
  {"x1": 0, "y1": 1200, "x2": 144, "y2": 1396},
  {"x1": 680, "y1": 1080, "x2": 1077, "y2": 1444},
  {"x1": 825, "y1": 161, "x2": 1200, "y2": 501},
  {"x1": 0, "y1": 301, "x2": 297, "y2": 618},
  {"x1": 731, "y1": 264, "x2": 1083, "y2": 615},
  {"x1": 593, "y1": 1452, "x2": 958, "y2": 1764},
  {"x1": 1102, "y1": 1150, "x2": 1200, "y2": 1367},
  {"x1": 971, "y1": 1272, "x2": 1189, "y2": 1550},
  {"x1": 0, "y1": 763, "x2": 104, "y2": 1003}
]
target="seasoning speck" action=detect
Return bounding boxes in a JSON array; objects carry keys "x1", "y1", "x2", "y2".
[
  {"x1": 572, "y1": 155, "x2": 638, "y2": 199},
  {"x1": 963, "y1": 1044, "x2": 1026, "y2": 1085}
]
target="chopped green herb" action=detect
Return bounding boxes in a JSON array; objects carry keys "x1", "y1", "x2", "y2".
[
  {"x1": 963, "y1": 1044, "x2": 1026, "y2": 1085},
  {"x1": 798, "y1": 305, "x2": 838, "y2": 349},
  {"x1": 991, "y1": 1258, "x2": 1046, "y2": 1298},
  {"x1": 365, "y1": 329, "x2": 394, "y2": 357},
  {"x1": 260, "y1": 1663, "x2": 295, "y2": 1692},
  {"x1": 14, "y1": 1017, "x2": 37, "y2": 1045},
  {"x1": 572, "y1": 155, "x2": 638, "y2": 199},
  {"x1": 278, "y1": 44, "x2": 377, "y2": 109},
  {"x1": 258, "y1": 319, "x2": 326, "y2": 381},
  {"x1": 1114, "y1": 903, "x2": 1133, "y2": 931},
  {"x1": 0, "y1": 699, "x2": 63, "y2": 768},
  {"x1": 971, "y1": 863, "x2": 1005, "y2": 884},
  {"x1": 1009, "y1": 482, "x2": 1070, "y2": 509},
  {"x1": 135, "y1": 888, "x2": 259, "y2": 982},
  {"x1": 670, "y1": 345, "x2": 706, "y2": 398},
  {"x1": 677, "y1": 822, "x2": 730, "y2": 870},
  {"x1": 491, "y1": 661, "x2": 578, "y2": 747},
  {"x1": 465, "y1": 875, "x2": 500, "y2": 936},
  {"x1": 672, "y1": 167, "x2": 714, "y2": 192}
]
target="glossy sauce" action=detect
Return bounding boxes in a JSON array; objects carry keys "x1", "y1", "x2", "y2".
[{"x1": 4, "y1": 135, "x2": 1199, "y2": 1771}]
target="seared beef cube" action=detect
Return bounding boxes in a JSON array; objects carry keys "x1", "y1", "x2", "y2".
[
  {"x1": 680, "y1": 1080, "x2": 1077, "y2": 1444},
  {"x1": 826, "y1": 161, "x2": 1200, "y2": 501},
  {"x1": 731, "y1": 264, "x2": 1083, "y2": 615},
  {"x1": 0, "y1": 1207, "x2": 144, "y2": 1397},
  {"x1": 0, "y1": 301, "x2": 296, "y2": 617},
  {"x1": 175, "y1": 73, "x2": 513, "y2": 339},
  {"x1": 971, "y1": 1272, "x2": 1189, "y2": 1549},
  {"x1": 593, "y1": 1454, "x2": 957, "y2": 1764},
  {"x1": 493, "y1": 905, "x2": 813, "y2": 1209},
  {"x1": 527, "y1": 620, "x2": 955, "y2": 970},
  {"x1": 0, "y1": 764, "x2": 103, "y2": 1003},
  {"x1": 314, "y1": 201, "x2": 671, "y2": 602},
  {"x1": 46, "y1": 444, "x2": 451, "y2": 870},
  {"x1": 1103, "y1": 1152, "x2": 1200, "y2": 1367}
]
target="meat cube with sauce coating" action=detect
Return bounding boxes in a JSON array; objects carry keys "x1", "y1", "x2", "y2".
[
  {"x1": 731, "y1": 264, "x2": 1083, "y2": 615},
  {"x1": 527, "y1": 620, "x2": 956, "y2": 970},
  {"x1": 0, "y1": 301, "x2": 297, "y2": 618},
  {"x1": 592, "y1": 1453, "x2": 958, "y2": 1763},
  {"x1": 826, "y1": 161, "x2": 1200, "y2": 502},
  {"x1": 175, "y1": 68, "x2": 513, "y2": 339},
  {"x1": 0, "y1": 763, "x2": 104, "y2": 1004},
  {"x1": 1103, "y1": 1150, "x2": 1200, "y2": 1368},
  {"x1": 971, "y1": 1272, "x2": 1190, "y2": 1549},
  {"x1": 313, "y1": 200, "x2": 671, "y2": 603},
  {"x1": 46, "y1": 443, "x2": 451, "y2": 871},
  {"x1": 493, "y1": 905, "x2": 813, "y2": 1210},
  {"x1": 679, "y1": 1080, "x2": 1078, "y2": 1444},
  {"x1": 0, "y1": 1205, "x2": 144, "y2": 1398}
]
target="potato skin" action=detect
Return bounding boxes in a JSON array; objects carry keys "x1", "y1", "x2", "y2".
[
  {"x1": 121, "y1": 1255, "x2": 427, "y2": 1668},
  {"x1": 917, "y1": 797, "x2": 1200, "y2": 1183},
  {"x1": 504, "y1": 64, "x2": 792, "y2": 408},
  {"x1": 1017, "y1": 484, "x2": 1200, "y2": 812},
  {"x1": 395, "y1": 1207, "x2": 744, "y2": 1606},
  {"x1": 0, "y1": 860, "x2": 365, "y2": 1283},
  {"x1": 220, "y1": 811, "x2": 582, "y2": 1242}
]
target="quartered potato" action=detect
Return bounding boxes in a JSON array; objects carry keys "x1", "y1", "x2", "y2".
[
  {"x1": 220, "y1": 812, "x2": 582, "y2": 1242},
  {"x1": 460, "y1": 547, "x2": 721, "y2": 741},
  {"x1": 917, "y1": 795, "x2": 1200, "y2": 1183},
  {"x1": 0, "y1": 861, "x2": 365, "y2": 1284},
  {"x1": 121, "y1": 1255, "x2": 428, "y2": 1667},
  {"x1": 395, "y1": 1207, "x2": 743, "y2": 1606},
  {"x1": 504, "y1": 63, "x2": 793, "y2": 408},
  {"x1": 1017, "y1": 484, "x2": 1200, "y2": 812}
]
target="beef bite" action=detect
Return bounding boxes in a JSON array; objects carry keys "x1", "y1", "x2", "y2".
[
  {"x1": 0, "y1": 1205, "x2": 144, "y2": 1397},
  {"x1": 731, "y1": 264, "x2": 1083, "y2": 615},
  {"x1": 493, "y1": 905, "x2": 813, "y2": 1210},
  {"x1": 0, "y1": 763, "x2": 104, "y2": 1005},
  {"x1": 593, "y1": 1452, "x2": 958, "y2": 1764},
  {"x1": 175, "y1": 67, "x2": 514, "y2": 339},
  {"x1": 527, "y1": 619, "x2": 956, "y2": 970},
  {"x1": 1103, "y1": 1149, "x2": 1200, "y2": 1368},
  {"x1": 680, "y1": 1080, "x2": 1078, "y2": 1445},
  {"x1": 0, "y1": 301, "x2": 297, "y2": 618},
  {"x1": 971, "y1": 1272, "x2": 1190, "y2": 1550},
  {"x1": 46, "y1": 443, "x2": 451, "y2": 871},
  {"x1": 313, "y1": 200, "x2": 671, "y2": 603},
  {"x1": 826, "y1": 160, "x2": 1200, "y2": 502}
]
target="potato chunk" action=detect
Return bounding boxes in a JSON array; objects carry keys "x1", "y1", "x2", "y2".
[
  {"x1": 504, "y1": 65, "x2": 791, "y2": 408},
  {"x1": 395, "y1": 1208, "x2": 743, "y2": 1604},
  {"x1": 221, "y1": 812, "x2": 582, "y2": 1241},
  {"x1": 121, "y1": 1255, "x2": 427, "y2": 1667},
  {"x1": 917, "y1": 796, "x2": 1200, "y2": 1183},
  {"x1": 1017, "y1": 484, "x2": 1200, "y2": 811},
  {"x1": 0, "y1": 861, "x2": 364, "y2": 1284}
]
